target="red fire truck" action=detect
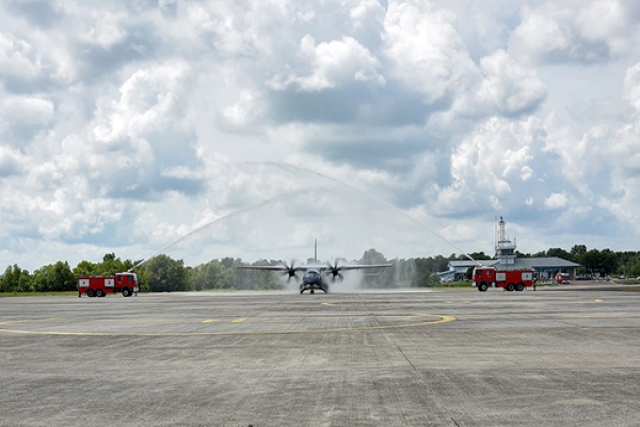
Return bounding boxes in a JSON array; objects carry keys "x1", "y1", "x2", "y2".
[
  {"x1": 473, "y1": 266, "x2": 533, "y2": 292},
  {"x1": 78, "y1": 272, "x2": 139, "y2": 297}
]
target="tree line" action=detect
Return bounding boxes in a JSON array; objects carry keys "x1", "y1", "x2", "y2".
[
  {"x1": 1, "y1": 245, "x2": 638, "y2": 294},
  {"x1": 520, "y1": 244, "x2": 634, "y2": 277}
]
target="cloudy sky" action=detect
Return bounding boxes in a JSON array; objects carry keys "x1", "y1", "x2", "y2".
[{"x1": 2, "y1": 0, "x2": 640, "y2": 271}]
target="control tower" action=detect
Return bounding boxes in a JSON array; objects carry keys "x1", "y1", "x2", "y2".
[{"x1": 495, "y1": 217, "x2": 516, "y2": 266}]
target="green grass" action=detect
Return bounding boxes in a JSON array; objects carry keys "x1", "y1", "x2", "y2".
[
  {"x1": 0, "y1": 291, "x2": 79, "y2": 298},
  {"x1": 617, "y1": 279, "x2": 640, "y2": 285}
]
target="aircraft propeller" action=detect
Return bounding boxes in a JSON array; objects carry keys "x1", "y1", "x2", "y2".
[
  {"x1": 282, "y1": 259, "x2": 303, "y2": 283},
  {"x1": 325, "y1": 259, "x2": 345, "y2": 283}
]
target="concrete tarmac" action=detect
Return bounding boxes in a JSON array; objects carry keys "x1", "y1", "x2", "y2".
[{"x1": 1, "y1": 285, "x2": 639, "y2": 426}]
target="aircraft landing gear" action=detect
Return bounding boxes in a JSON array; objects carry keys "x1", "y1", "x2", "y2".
[{"x1": 310, "y1": 290, "x2": 315, "y2": 294}]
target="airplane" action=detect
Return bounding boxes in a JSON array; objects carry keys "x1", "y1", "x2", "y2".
[{"x1": 237, "y1": 240, "x2": 394, "y2": 294}]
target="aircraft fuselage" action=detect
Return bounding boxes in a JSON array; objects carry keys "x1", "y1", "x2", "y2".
[{"x1": 300, "y1": 269, "x2": 328, "y2": 294}]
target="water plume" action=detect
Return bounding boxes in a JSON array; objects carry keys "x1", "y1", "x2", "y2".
[
  {"x1": 130, "y1": 186, "x2": 331, "y2": 271},
  {"x1": 262, "y1": 161, "x2": 478, "y2": 264},
  {"x1": 330, "y1": 269, "x2": 364, "y2": 293}
]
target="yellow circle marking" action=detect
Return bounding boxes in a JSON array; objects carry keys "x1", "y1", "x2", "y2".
[
  {"x1": 0, "y1": 314, "x2": 455, "y2": 337},
  {"x1": 556, "y1": 399, "x2": 602, "y2": 406},
  {"x1": 571, "y1": 298, "x2": 604, "y2": 304}
]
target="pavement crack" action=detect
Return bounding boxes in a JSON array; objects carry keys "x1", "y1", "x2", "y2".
[{"x1": 394, "y1": 342, "x2": 418, "y2": 372}]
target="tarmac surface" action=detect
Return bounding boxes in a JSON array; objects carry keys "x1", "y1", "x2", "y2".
[{"x1": 1, "y1": 284, "x2": 639, "y2": 427}]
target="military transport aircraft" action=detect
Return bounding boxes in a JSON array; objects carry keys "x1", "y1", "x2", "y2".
[{"x1": 237, "y1": 241, "x2": 394, "y2": 294}]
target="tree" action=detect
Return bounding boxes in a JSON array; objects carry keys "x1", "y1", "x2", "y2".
[
  {"x1": 0, "y1": 265, "x2": 32, "y2": 293},
  {"x1": 360, "y1": 248, "x2": 387, "y2": 265},
  {"x1": 577, "y1": 248, "x2": 618, "y2": 277},
  {"x1": 144, "y1": 254, "x2": 187, "y2": 292},
  {"x1": 546, "y1": 247, "x2": 573, "y2": 261},
  {"x1": 31, "y1": 261, "x2": 75, "y2": 292},
  {"x1": 600, "y1": 249, "x2": 618, "y2": 275},
  {"x1": 221, "y1": 257, "x2": 235, "y2": 269},
  {"x1": 97, "y1": 253, "x2": 128, "y2": 275},
  {"x1": 73, "y1": 260, "x2": 98, "y2": 277},
  {"x1": 413, "y1": 256, "x2": 449, "y2": 287},
  {"x1": 468, "y1": 252, "x2": 491, "y2": 260},
  {"x1": 571, "y1": 244, "x2": 587, "y2": 256},
  {"x1": 235, "y1": 259, "x2": 282, "y2": 290},
  {"x1": 219, "y1": 258, "x2": 241, "y2": 290},
  {"x1": 615, "y1": 251, "x2": 640, "y2": 277},
  {"x1": 190, "y1": 260, "x2": 226, "y2": 291},
  {"x1": 358, "y1": 249, "x2": 391, "y2": 288},
  {"x1": 72, "y1": 254, "x2": 139, "y2": 279}
]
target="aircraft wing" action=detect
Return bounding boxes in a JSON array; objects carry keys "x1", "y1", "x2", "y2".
[
  {"x1": 236, "y1": 262, "x2": 394, "y2": 272},
  {"x1": 318, "y1": 260, "x2": 395, "y2": 281},
  {"x1": 236, "y1": 262, "x2": 307, "y2": 280},
  {"x1": 326, "y1": 262, "x2": 395, "y2": 271},
  {"x1": 236, "y1": 265, "x2": 301, "y2": 271}
]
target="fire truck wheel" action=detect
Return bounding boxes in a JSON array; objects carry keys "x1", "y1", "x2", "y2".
[
  {"x1": 516, "y1": 283, "x2": 525, "y2": 292},
  {"x1": 478, "y1": 283, "x2": 488, "y2": 292},
  {"x1": 96, "y1": 289, "x2": 105, "y2": 298},
  {"x1": 122, "y1": 288, "x2": 131, "y2": 297},
  {"x1": 86, "y1": 289, "x2": 95, "y2": 298},
  {"x1": 506, "y1": 283, "x2": 515, "y2": 292}
]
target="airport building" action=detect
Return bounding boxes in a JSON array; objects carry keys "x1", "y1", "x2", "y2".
[{"x1": 438, "y1": 217, "x2": 581, "y2": 282}]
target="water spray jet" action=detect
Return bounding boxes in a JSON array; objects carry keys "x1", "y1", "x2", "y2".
[
  {"x1": 257, "y1": 161, "x2": 479, "y2": 265},
  {"x1": 129, "y1": 186, "x2": 333, "y2": 272}
]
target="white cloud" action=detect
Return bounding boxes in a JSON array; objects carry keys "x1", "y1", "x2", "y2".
[
  {"x1": 624, "y1": 63, "x2": 640, "y2": 111},
  {"x1": 221, "y1": 90, "x2": 263, "y2": 128},
  {"x1": 0, "y1": 145, "x2": 25, "y2": 176},
  {"x1": 544, "y1": 192, "x2": 569, "y2": 209},
  {"x1": 268, "y1": 35, "x2": 384, "y2": 92},
  {"x1": 80, "y1": 10, "x2": 127, "y2": 49},
  {"x1": 440, "y1": 115, "x2": 567, "y2": 217},
  {"x1": 0, "y1": 95, "x2": 54, "y2": 127},
  {"x1": 1, "y1": 0, "x2": 640, "y2": 270},
  {"x1": 93, "y1": 61, "x2": 190, "y2": 142},
  {"x1": 383, "y1": 0, "x2": 477, "y2": 104},
  {"x1": 350, "y1": 0, "x2": 384, "y2": 31},
  {"x1": 510, "y1": 1, "x2": 640, "y2": 64},
  {"x1": 476, "y1": 49, "x2": 547, "y2": 115},
  {"x1": 0, "y1": 32, "x2": 40, "y2": 79}
]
